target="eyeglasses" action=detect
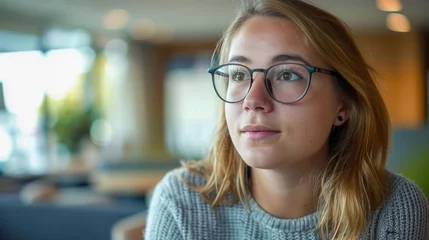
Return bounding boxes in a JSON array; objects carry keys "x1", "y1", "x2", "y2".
[{"x1": 208, "y1": 62, "x2": 340, "y2": 104}]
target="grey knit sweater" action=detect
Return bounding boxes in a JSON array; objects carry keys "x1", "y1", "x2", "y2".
[{"x1": 145, "y1": 168, "x2": 429, "y2": 240}]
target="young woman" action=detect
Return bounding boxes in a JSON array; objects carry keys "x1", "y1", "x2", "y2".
[{"x1": 145, "y1": 0, "x2": 429, "y2": 239}]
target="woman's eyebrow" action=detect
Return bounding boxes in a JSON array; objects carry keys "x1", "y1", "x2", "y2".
[
  {"x1": 228, "y1": 54, "x2": 312, "y2": 66},
  {"x1": 271, "y1": 54, "x2": 311, "y2": 65},
  {"x1": 228, "y1": 55, "x2": 251, "y2": 64}
]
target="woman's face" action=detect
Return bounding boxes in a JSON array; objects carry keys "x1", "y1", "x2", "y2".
[{"x1": 225, "y1": 16, "x2": 346, "y2": 170}]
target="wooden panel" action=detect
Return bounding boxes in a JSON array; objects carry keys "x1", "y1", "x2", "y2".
[
  {"x1": 354, "y1": 30, "x2": 426, "y2": 128},
  {"x1": 136, "y1": 41, "x2": 216, "y2": 159}
]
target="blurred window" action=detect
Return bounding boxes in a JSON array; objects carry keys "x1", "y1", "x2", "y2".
[{"x1": 0, "y1": 27, "x2": 95, "y2": 174}]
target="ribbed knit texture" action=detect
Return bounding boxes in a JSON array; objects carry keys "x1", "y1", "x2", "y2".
[{"x1": 145, "y1": 168, "x2": 429, "y2": 240}]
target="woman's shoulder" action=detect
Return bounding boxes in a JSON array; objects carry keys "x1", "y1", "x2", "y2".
[
  {"x1": 385, "y1": 171, "x2": 428, "y2": 206},
  {"x1": 376, "y1": 171, "x2": 429, "y2": 238},
  {"x1": 149, "y1": 166, "x2": 207, "y2": 203},
  {"x1": 160, "y1": 166, "x2": 208, "y2": 189}
]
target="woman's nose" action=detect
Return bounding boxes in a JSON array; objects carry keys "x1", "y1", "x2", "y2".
[{"x1": 242, "y1": 73, "x2": 274, "y2": 112}]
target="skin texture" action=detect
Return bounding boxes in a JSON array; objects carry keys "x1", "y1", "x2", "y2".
[{"x1": 225, "y1": 16, "x2": 348, "y2": 218}]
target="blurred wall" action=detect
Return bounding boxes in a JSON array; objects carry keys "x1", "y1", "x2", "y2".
[
  {"x1": 355, "y1": 30, "x2": 426, "y2": 128},
  {"x1": 387, "y1": 30, "x2": 429, "y2": 171}
]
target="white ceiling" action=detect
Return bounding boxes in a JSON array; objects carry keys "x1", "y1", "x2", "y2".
[{"x1": 0, "y1": 0, "x2": 428, "y2": 42}]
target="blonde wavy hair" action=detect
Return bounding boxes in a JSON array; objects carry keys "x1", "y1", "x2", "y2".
[{"x1": 183, "y1": 0, "x2": 391, "y2": 239}]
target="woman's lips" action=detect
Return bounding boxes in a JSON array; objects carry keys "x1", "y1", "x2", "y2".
[
  {"x1": 242, "y1": 131, "x2": 280, "y2": 140},
  {"x1": 241, "y1": 124, "x2": 280, "y2": 140}
]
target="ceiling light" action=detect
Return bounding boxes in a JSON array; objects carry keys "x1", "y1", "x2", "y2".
[
  {"x1": 376, "y1": 0, "x2": 403, "y2": 12},
  {"x1": 386, "y1": 13, "x2": 411, "y2": 32},
  {"x1": 103, "y1": 9, "x2": 129, "y2": 30}
]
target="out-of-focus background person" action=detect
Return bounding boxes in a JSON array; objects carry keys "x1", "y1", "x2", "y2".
[{"x1": 0, "y1": 0, "x2": 427, "y2": 239}]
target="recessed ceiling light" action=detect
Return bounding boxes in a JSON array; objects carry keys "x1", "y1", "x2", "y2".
[
  {"x1": 386, "y1": 13, "x2": 411, "y2": 32},
  {"x1": 376, "y1": 0, "x2": 403, "y2": 12}
]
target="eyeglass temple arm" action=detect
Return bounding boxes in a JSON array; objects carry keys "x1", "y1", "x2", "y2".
[
  {"x1": 314, "y1": 67, "x2": 342, "y2": 78},
  {"x1": 208, "y1": 68, "x2": 229, "y2": 77}
]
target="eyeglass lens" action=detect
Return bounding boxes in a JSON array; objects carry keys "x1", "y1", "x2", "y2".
[{"x1": 212, "y1": 63, "x2": 310, "y2": 103}]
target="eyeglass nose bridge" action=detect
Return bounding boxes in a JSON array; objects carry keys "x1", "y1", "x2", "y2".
[
  {"x1": 246, "y1": 68, "x2": 273, "y2": 99},
  {"x1": 249, "y1": 68, "x2": 267, "y2": 82}
]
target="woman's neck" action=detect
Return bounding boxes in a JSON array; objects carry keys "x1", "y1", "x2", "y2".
[{"x1": 249, "y1": 156, "x2": 326, "y2": 219}]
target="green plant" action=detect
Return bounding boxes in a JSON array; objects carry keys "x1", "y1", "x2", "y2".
[
  {"x1": 53, "y1": 104, "x2": 99, "y2": 155},
  {"x1": 400, "y1": 148, "x2": 429, "y2": 198}
]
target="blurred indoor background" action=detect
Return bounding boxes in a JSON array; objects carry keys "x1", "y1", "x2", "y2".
[{"x1": 0, "y1": 0, "x2": 428, "y2": 239}]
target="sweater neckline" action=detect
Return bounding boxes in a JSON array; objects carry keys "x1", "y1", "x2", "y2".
[{"x1": 248, "y1": 196, "x2": 319, "y2": 232}]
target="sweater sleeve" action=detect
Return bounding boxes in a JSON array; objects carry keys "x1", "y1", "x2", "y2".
[
  {"x1": 144, "y1": 172, "x2": 183, "y2": 240},
  {"x1": 384, "y1": 177, "x2": 429, "y2": 240}
]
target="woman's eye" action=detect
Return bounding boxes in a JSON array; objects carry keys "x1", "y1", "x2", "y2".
[
  {"x1": 279, "y1": 71, "x2": 300, "y2": 81},
  {"x1": 232, "y1": 72, "x2": 246, "y2": 81}
]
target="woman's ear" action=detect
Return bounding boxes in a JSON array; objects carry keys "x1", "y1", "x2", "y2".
[{"x1": 334, "y1": 102, "x2": 349, "y2": 127}]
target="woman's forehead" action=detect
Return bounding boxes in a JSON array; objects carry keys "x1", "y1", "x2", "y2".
[{"x1": 227, "y1": 16, "x2": 324, "y2": 67}]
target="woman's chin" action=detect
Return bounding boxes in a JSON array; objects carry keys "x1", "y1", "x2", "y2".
[{"x1": 241, "y1": 153, "x2": 286, "y2": 170}]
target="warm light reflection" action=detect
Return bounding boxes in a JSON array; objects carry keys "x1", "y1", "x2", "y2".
[
  {"x1": 130, "y1": 19, "x2": 157, "y2": 40},
  {"x1": 103, "y1": 9, "x2": 129, "y2": 30},
  {"x1": 386, "y1": 13, "x2": 411, "y2": 32},
  {"x1": 376, "y1": 0, "x2": 403, "y2": 12}
]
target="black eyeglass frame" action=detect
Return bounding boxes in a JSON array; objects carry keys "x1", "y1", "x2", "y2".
[{"x1": 208, "y1": 62, "x2": 341, "y2": 104}]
